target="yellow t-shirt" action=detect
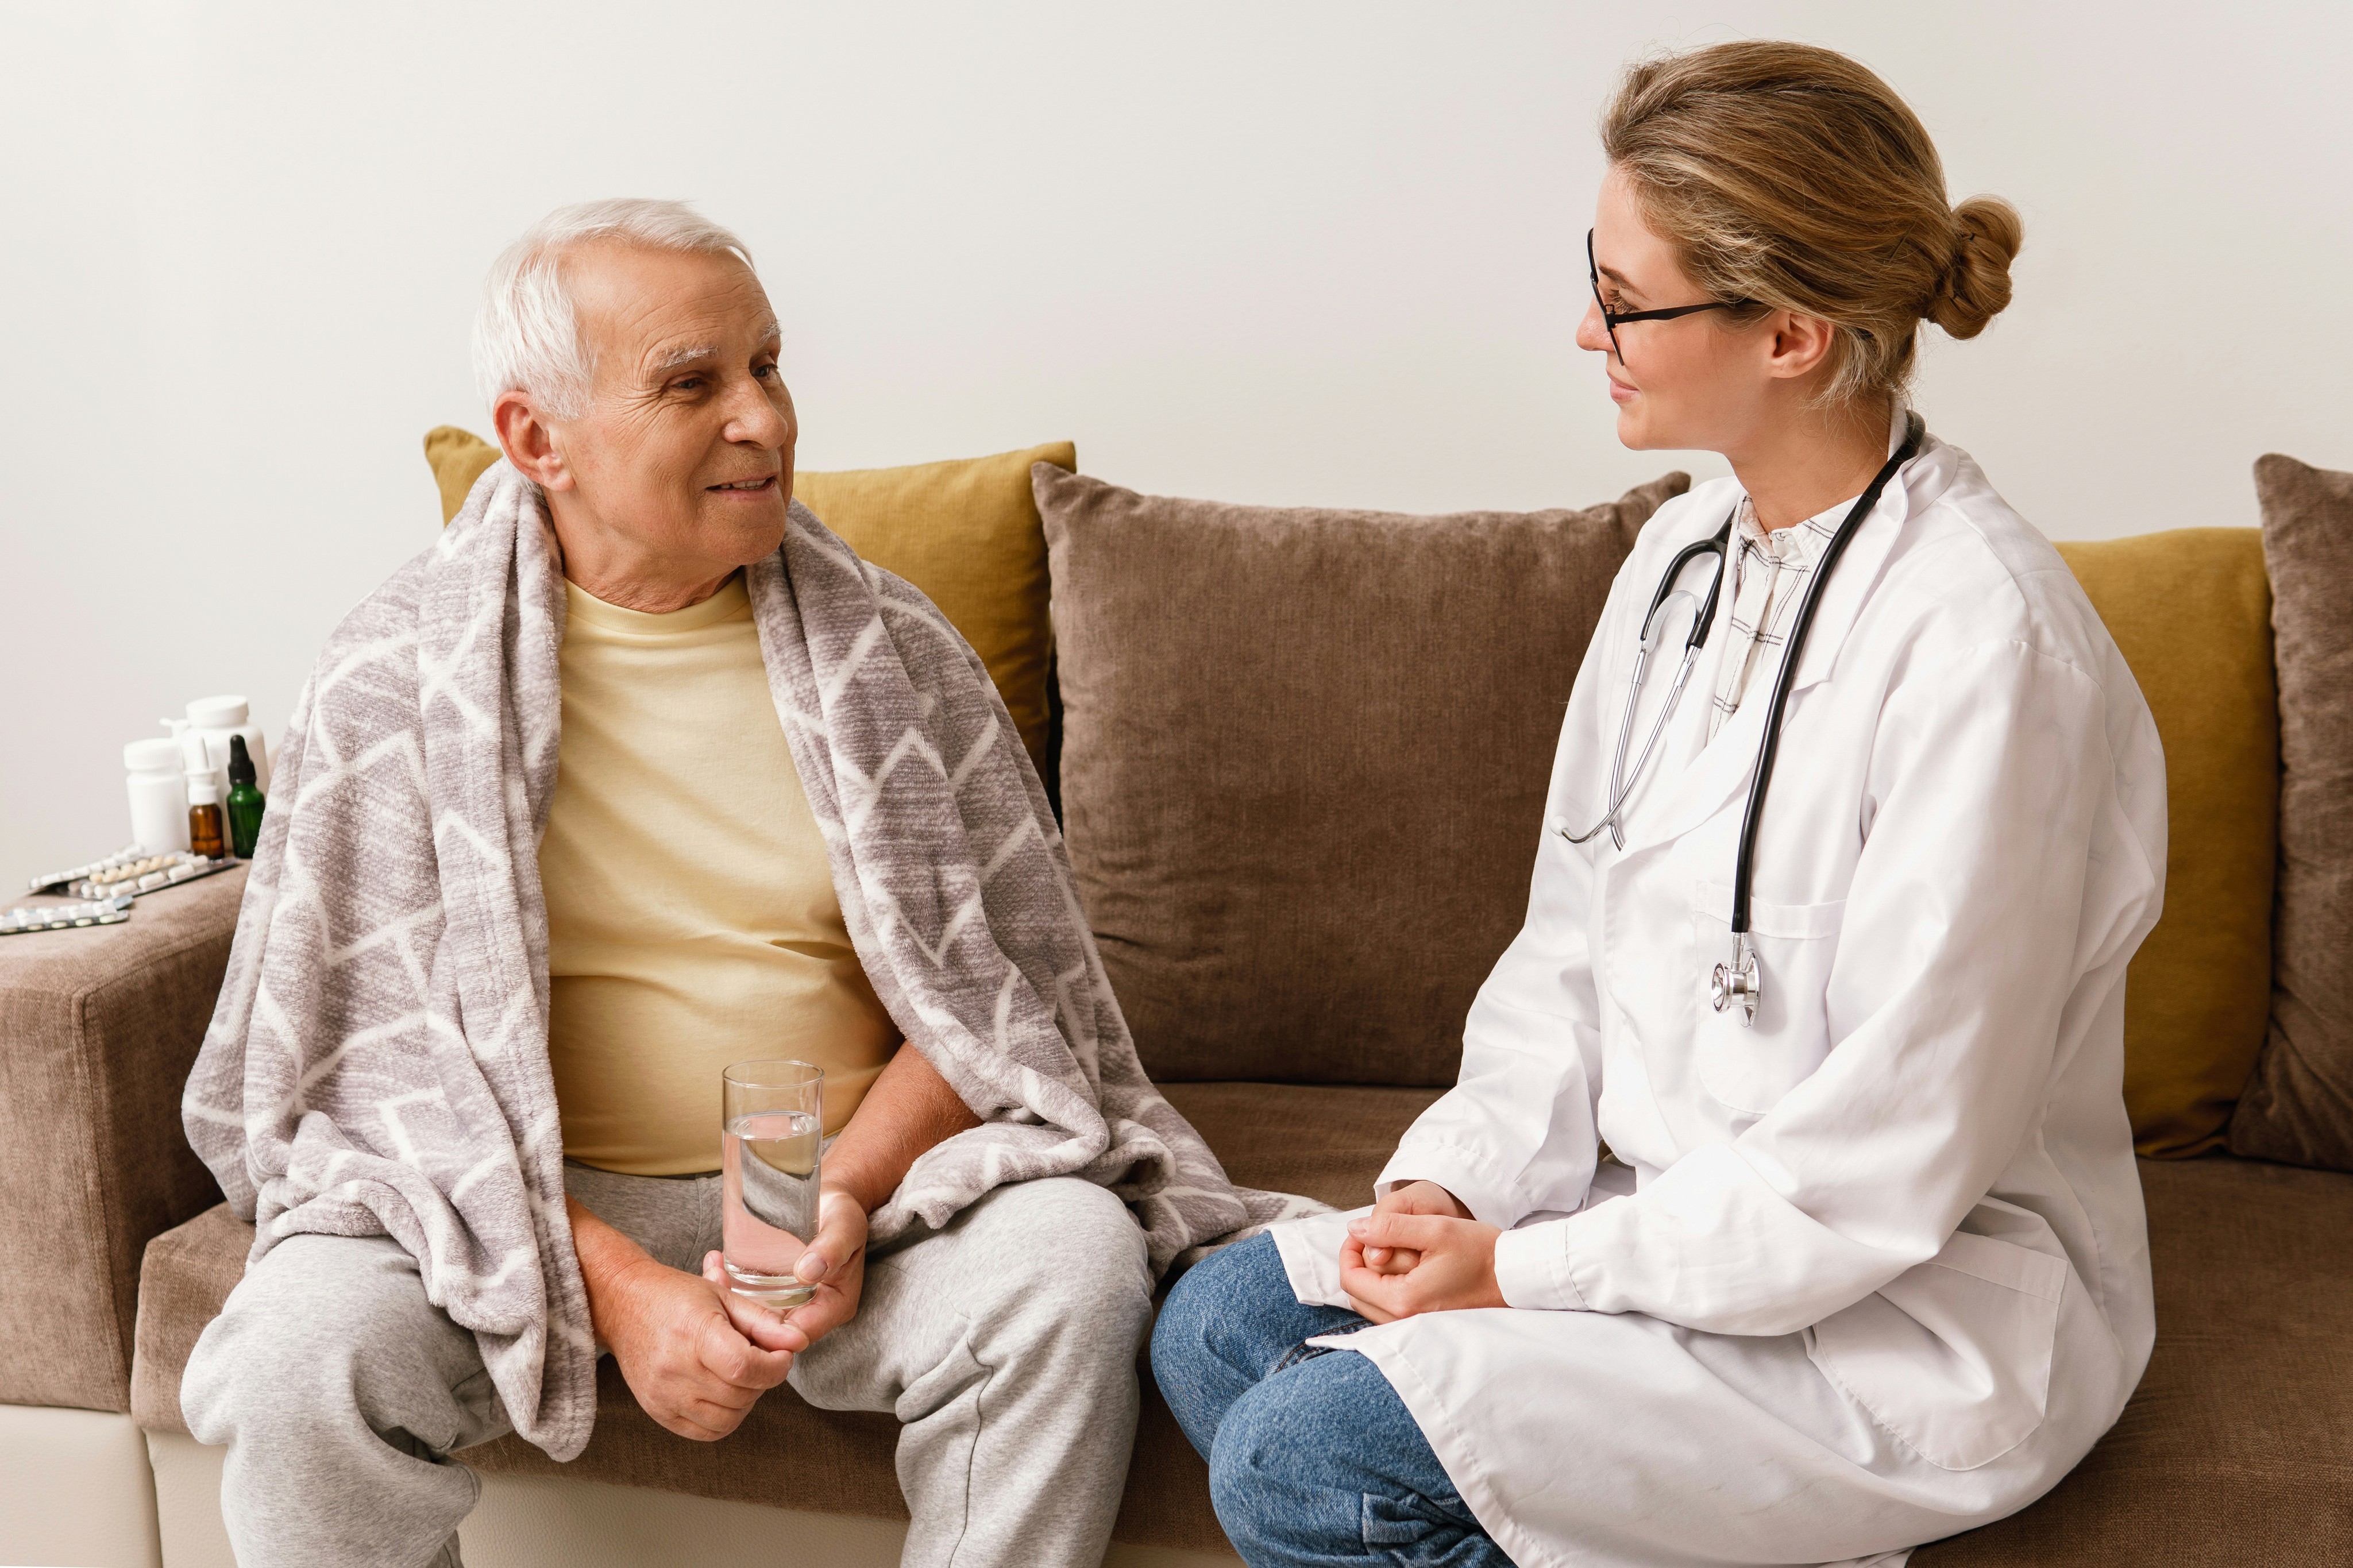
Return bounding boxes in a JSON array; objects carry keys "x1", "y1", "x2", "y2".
[{"x1": 540, "y1": 573, "x2": 898, "y2": 1175}]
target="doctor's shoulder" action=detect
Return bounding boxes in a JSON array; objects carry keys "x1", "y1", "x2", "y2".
[{"x1": 1872, "y1": 451, "x2": 2133, "y2": 698}]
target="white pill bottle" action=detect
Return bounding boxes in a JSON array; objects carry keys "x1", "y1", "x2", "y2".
[
  {"x1": 186, "y1": 695, "x2": 271, "y2": 795},
  {"x1": 125, "y1": 738, "x2": 192, "y2": 854}
]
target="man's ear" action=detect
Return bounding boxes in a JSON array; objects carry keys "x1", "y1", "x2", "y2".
[
  {"x1": 493, "y1": 392, "x2": 573, "y2": 492},
  {"x1": 1761, "y1": 312, "x2": 1841, "y2": 383}
]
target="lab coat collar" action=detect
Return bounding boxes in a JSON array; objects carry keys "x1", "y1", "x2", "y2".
[{"x1": 1612, "y1": 409, "x2": 1954, "y2": 859}]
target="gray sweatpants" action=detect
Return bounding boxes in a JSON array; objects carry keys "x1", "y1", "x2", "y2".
[{"x1": 180, "y1": 1169, "x2": 1155, "y2": 1568}]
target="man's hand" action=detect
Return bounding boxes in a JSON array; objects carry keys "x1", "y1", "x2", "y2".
[
  {"x1": 700, "y1": 1188, "x2": 869, "y2": 1355},
  {"x1": 570, "y1": 1197, "x2": 796, "y2": 1441},
  {"x1": 1340, "y1": 1210, "x2": 1505, "y2": 1324},
  {"x1": 1355, "y1": 1179, "x2": 1475, "y2": 1277}
]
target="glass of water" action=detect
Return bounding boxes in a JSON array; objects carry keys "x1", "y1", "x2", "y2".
[{"x1": 722, "y1": 1059, "x2": 824, "y2": 1308}]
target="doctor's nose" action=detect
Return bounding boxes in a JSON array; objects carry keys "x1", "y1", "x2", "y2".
[{"x1": 1575, "y1": 299, "x2": 1615, "y2": 358}]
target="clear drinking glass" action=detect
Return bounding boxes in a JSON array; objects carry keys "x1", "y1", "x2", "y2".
[{"x1": 722, "y1": 1059, "x2": 824, "y2": 1307}]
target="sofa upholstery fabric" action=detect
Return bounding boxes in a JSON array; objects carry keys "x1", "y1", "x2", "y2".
[
  {"x1": 2231, "y1": 454, "x2": 2353, "y2": 1170},
  {"x1": 1038, "y1": 465, "x2": 1689, "y2": 1085},
  {"x1": 0, "y1": 871, "x2": 239, "y2": 1411},
  {"x1": 128, "y1": 1082, "x2": 1445, "y2": 1552},
  {"x1": 2053, "y1": 531, "x2": 2277, "y2": 1156}
]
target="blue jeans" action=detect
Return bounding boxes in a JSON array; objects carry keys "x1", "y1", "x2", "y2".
[{"x1": 1151, "y1": 1233, "x2": 1513, "y2": 1568}]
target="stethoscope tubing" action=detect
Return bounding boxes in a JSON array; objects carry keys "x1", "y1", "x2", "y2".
[
  {"x1": 1559, "y1": 416, "x2": 1926, "y2": 947},
  {"x1": 1729, "y1": 416, "x2": 1924, "y2": 938}
]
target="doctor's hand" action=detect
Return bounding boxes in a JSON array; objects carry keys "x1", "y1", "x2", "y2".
[
  {"x1": 1356, "y1": 1180, "x2": 1475, "y2": 1276},
  {"x1": 700, "y1": 1188, "x2": 868, "y2": 1358},
  {"x1": 1340, "y1": 1211, "x2": 1505, "y2": 1324}
]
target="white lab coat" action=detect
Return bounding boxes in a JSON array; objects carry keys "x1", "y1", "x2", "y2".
[{"x1": 1271, "y1": 416, "x2": 2166, "y2": 1568}]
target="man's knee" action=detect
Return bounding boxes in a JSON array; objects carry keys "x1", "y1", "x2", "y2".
[
  {"x1": 968, "y1": 1178, "x2": 1152, "y2": 1358},
  {"x1": 182, "y1": 1232, "x2": 454, "y2": 1447}
]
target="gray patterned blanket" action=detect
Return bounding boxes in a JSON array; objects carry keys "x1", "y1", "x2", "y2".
[{"x1": 183, "y1": 462, "x2": 1315, "y2": 1459}]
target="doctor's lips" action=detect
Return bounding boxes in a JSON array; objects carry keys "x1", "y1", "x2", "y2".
[{"x1": 1608, "y1": 372, "x2": 1639, "y2": 404}]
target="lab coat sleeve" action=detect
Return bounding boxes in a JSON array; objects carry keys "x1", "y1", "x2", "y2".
[
  {"x1": 1374, "y1": 576, "x2": 1625, "y2": 1229},
  {"x1": 1513, "y1": 639, "x2": 2160, "y2": 1332}
]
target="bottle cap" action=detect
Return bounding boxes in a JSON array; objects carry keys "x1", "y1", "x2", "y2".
[
  {"x1": 188, "y1": 777, "x2": 221, "y2": 805},
  {"x1": 124, "y1": 738, "x2": 181, "y2": 773},
  {"x1": 187, "y1": 696, "x2": 250, "y2": 728},
  {"x1": 227, "y1": 733, "x2": 257, "y2": 786}
]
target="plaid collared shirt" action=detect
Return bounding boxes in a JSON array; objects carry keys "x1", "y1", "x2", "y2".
[{"x1": 1706, "y1": 493, "x2": 1854, "y2": 739}]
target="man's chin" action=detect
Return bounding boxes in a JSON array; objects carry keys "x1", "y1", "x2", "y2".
[{"x1": 699, "y1": 504, "x2": 792, "y2": 562}]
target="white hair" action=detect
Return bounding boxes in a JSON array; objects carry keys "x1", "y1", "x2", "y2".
[{"x1": 472, "y1": 198, "x2": 754, "y2": 419}]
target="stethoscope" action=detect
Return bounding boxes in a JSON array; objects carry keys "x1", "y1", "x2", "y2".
[{"x1": 1561, "y1": 415, "x2": 1924, "y2": 1028}]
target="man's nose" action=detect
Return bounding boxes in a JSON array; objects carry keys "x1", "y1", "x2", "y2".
[{"x1": 726, "y1": 377, "x2": 793, "y2": 447}]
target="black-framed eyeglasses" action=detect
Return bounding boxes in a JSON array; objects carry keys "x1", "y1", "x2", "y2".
[{"x1": 1587, "y1": 229, "x2": 1755, "y2": 361}]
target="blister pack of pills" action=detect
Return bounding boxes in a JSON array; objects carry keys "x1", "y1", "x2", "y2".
[
  {"x1": 1, "y1": 897, "x2": 134, "y2": 936},
  {"x1": 29, "y1": 845, "x2": 236, "y2": 901}
]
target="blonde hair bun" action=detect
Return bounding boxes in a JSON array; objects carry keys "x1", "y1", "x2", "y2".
[
  {"x1": 1602, "y1": 41, "x2": 2024, "y2": 405},
  {"x1": 1931, "y1": 196, "x2": 2024, "y2": 340}
]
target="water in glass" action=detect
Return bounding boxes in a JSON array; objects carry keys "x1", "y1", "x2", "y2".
[{"x1": 722, "y1": 1109, "x2": 820, "y2": 1306}]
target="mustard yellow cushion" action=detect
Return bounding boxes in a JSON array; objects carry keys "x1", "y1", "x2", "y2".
[
  {"x1": 792, "y1": 443, "x2": 1071, "y2": 768},
  {"x1": 2056, "y1": 529, "x2": 2278, "y2": 1157},
  {"x1": 425, "y1": 426, "x2": 502, "y2": 526},
  {"x1": 422, "y1": 429, "x2": 1069, "y2": 769}
]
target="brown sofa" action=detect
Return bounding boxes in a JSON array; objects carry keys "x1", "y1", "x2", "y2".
[{"x1": 7, "y1": 458, "x2": 2351, "y2": 1564}]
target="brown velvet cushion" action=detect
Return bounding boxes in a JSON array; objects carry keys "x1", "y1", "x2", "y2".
[
  {"x1": 1040, "y1": 465, "x2": 1689, "y2": 1085},
  {"x1": 2231, "y1": 455, "x2": 2353, "y2": 1171},
  {"x1": 0, "y1": 870, "x2": 240, "y2": 1411},
  {"x1": 128, "y1": 1083, "x2": 1443, "y2": 1552},
  {"x1": 1915, "y1": 1156, "x2": 2353, "y2": 1565}
]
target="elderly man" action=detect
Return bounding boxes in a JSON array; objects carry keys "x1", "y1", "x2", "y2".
[{"x1": 178, "y1": 199, "x2": 1291, "y2": 1568}]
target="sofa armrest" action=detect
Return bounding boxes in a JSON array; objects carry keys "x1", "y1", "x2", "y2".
[{"x1": 0, "y1": 868, "x2": 242, "y2": 1411}]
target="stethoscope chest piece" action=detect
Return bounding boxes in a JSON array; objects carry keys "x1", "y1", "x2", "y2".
[{"x1": 1711, "y1": 931, "x2": 1760, "y2": 1026}]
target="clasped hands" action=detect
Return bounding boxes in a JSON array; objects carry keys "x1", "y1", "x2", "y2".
[
  {"x1": 1339, "y1": 1179, "x2": 1507, "y2": 1323},
  {"x1": 573, "y1": 1187, "x2": 869, "y2": 1442}
]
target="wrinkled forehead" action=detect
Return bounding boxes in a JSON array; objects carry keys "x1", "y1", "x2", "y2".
[{"x1": 565, "y1": 241, "x2": 781, "y2": 384}]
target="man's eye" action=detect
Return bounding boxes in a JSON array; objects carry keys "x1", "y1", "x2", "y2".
[
  {"x1": 674, "y1": 377, "x2": 705, "y2": 392},
  {"x1": 754, "y1": 364, "x2": 778, "y2": 380}
]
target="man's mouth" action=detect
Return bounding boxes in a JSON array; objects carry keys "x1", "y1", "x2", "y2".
[{"x1": 708, "y1": 476, "x2": 778, "y2": 492}]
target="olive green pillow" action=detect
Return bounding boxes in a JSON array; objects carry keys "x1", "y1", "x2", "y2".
[
  {"x1": 2055, "y1": 529, "x2": 2277, "y2": 1157},
  {"x1": 421, "y1": 428, "x2": 1069, "y2": 770}
]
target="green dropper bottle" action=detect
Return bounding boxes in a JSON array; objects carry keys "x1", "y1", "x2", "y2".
[{"x1": 226, "y1": 735, "x2": 267, "y2": 859}]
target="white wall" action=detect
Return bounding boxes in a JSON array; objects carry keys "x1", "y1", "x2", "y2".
[{"x1": 3, "y1": 1, "x2": 2346, "y2": 880}]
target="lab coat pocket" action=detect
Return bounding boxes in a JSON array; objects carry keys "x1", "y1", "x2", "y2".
[
  {"x1": 1688, "y1": 883, "x2": 1845, "y2": 1115},
  {"x1": 1806, "y1": 1231, "x2": 2072, "y2": 1471}
]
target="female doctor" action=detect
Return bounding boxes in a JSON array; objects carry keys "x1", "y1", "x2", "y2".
[{"x1": 1152, "y1": 40, "x2": 2166, "y2": 1568}]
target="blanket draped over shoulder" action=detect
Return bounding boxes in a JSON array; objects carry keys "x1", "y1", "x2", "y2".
[{"x1": 184, "y1": 463, "x2": 1318, "y2": 1459}]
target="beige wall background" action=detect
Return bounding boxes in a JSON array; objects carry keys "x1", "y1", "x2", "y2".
[{"x1": 2, "y1": 1, "x2": 2346, "y2": 880}]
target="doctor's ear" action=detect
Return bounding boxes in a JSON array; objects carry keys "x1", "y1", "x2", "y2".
[{"x1": 1760, "y1": 312, "x2": 1846, "y2": 384}]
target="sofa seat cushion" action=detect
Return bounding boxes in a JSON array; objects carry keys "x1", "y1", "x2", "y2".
[
  {"x1": 128, "y1": 1084, "x2": 1443, "y2": 1551},
  {"x1": 1916, "y1": 1155, "x2": 2353, "y2": 1565}
]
